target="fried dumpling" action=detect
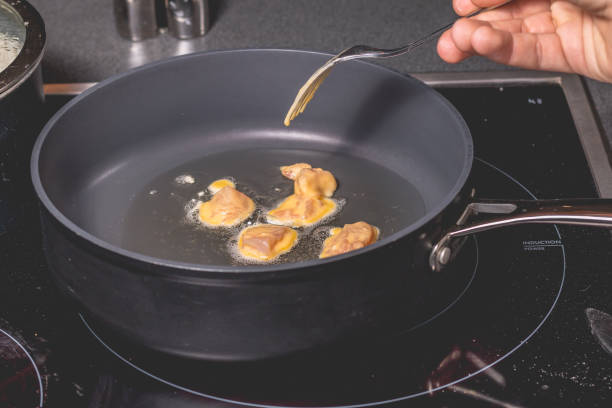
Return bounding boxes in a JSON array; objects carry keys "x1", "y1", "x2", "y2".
[
  {"x1": 319, "y1": 221, "x2": 379, "y2": 259},
  {"x1": 238, "y1": 224, "x2": 298, "y2": 261},
  {"x1": 268, "y1": 164, "x2": 338, "y2": 227},
  {"x1": 294, "y1": 168, "x2": 337, "y2": 198},
  {"x1": 267, "y1": 194, "x2": 336, "y2": 227},
  {"x1": 199, "y1": 186, "x2": 255, "y2": 227}
]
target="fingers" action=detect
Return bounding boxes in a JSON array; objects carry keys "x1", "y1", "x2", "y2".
[
  {"x1": 439, "y1": 16, "x2": 573, "y2": 72},
  {"x1": 478, "y1": 12, "x2": 557, "y2": 34},
  {"x1": 438, "y1": 29, "x2": 471, "y2": 63},
  {"x1": 439, "y1": 13, "x2": 555, "y2": 61},
  {"x1": 476, "y1": 30, "x2": 572, "y2": 73},
  {"x1": 453, "y1": 0, "x2": 509, "y2": 16},
  {"x1": 519, "y1": 12, "x2": 557, "y2": 33},
  {"x1": 453, "y1": 0, "x2": 551, "y2": 18}
]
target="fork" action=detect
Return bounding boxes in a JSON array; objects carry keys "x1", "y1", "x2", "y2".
[{"x1": 283, "y1": 0, "x2": 513, "y2": 126}]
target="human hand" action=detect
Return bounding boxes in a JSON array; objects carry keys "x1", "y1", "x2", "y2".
[{"x1": 437, "y1": 0, "x2": 612, "y2": 83}]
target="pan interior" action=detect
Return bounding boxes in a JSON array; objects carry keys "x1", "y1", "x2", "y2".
[
  {"x1": 34, "y1": 50, "x2": 472, "y2": 269},
  {"x1": 120, "y1": 145, "x2": 426, "y2": 266}
]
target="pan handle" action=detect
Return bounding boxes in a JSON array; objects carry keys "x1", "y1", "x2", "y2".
[{"x1": 430, "y1": 198, "x2": 612, "y2": 272}]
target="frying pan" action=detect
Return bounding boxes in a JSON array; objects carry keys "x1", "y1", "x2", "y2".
[{"x1": 31, "y1": 50, "x2": 612, "y2": 361}]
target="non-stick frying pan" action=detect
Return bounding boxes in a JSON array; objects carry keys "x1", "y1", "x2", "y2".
[{"x1": 32, "y1": 50, "x2": 612, "y2": 361}]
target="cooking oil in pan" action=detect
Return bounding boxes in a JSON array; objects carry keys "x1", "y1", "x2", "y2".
[{"x1": 121, "y1": 148, "x2": 425, "y2": 267}]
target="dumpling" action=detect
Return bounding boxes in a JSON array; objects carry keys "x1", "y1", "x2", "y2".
[
  {"x1": 238, "y1": 224, "x2": 298, "y2": 261},
  {"x1": 267, "y1": 194, "x2": 336, "y2": 227},
  {"x1": 268, "y1": 164, "x2": 338, "y2": 227},
  {"x1": 319, "y1": 222, "x2": 379, "y2": 259},
  {"x1": 199, "y1": 186, "x2": 255, "y2": 227},
  {"x1": 294, "y1": 168, "x2": 337, "y2": 198}
]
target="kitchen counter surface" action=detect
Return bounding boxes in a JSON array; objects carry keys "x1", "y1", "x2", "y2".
[{"x1": 30, "y1": 0, "x2": 612, "y2": 152}]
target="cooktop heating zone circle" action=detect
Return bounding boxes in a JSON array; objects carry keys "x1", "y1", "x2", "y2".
[{"x1": 80, "y1": 158, "x2": 565, "y2": 408}]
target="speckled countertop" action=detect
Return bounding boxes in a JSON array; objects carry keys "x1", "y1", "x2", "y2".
[{"x1": 30, "y1": 0, "x2": 612, "y2": 148}]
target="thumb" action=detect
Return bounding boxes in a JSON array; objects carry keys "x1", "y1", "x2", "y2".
[{"x1": 453, "y1": 0, "x2": 513, "y2": 16}]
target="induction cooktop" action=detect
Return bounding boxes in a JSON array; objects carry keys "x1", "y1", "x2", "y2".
[{"x1": 1, "y1": 71, "x2": 611, "y2": 408}]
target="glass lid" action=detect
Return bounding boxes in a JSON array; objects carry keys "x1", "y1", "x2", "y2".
[{"x1": 0, "y1": 0, "x2": 26, "y2": 73}]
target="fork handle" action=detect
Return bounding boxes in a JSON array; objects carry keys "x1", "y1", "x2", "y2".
[{"x1": 383, "y1": 0, "x2": 514, "y2": 58}]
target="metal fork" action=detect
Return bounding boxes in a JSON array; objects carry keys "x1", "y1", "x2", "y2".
[{"x1": 283, "y1": 0, "x2": 512, "y2": 126}]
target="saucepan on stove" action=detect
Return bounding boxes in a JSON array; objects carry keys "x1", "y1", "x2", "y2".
[
  {"x1": 0, "y1": 0, "x2": 44, "y2": 233},
  {"x1": 31, "y1": 50, "x2": 612, "y2": 361}
]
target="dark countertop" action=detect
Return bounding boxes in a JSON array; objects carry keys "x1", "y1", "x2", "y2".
[{"x1": 30, "y1": 0, "x2": 612, "y2": 148}]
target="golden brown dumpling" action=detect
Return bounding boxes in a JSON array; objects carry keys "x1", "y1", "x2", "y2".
[
  {"x1": 199, "y1": 186, "x2": 255, "y2": 227},
  {"x1": 238, "y1": 224, "x2": 298, "y2": 261},
  {"x1": 319, "y1": 222, "x2": 379, "y2": 259},
  {"x1": 268, "y1": 164, "x2": 338, "y2": 227},
  {"x1": 267, "y1": 194, "x2": 336, "y2": 227},
  {"x1": 294, "y1": 168, "x2": 337, "y2": 198}
]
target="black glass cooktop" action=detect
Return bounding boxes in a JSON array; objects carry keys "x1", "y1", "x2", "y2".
[{"x1": 1, "y1": 79, "x2": 611, "y2": 408}]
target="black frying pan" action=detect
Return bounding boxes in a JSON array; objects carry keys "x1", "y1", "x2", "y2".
[{"x1": 31, "y1": 50, "x2": 612, "y2": 361}]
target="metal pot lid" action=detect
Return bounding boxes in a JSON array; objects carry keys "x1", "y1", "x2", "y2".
[{"x1": 0, "y1": 0, "x2": 44, "y2": 98}]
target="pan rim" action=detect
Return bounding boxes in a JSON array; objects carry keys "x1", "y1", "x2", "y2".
[{"x1": 31, "y1": 48, "x2": 473, "y2": 275}]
